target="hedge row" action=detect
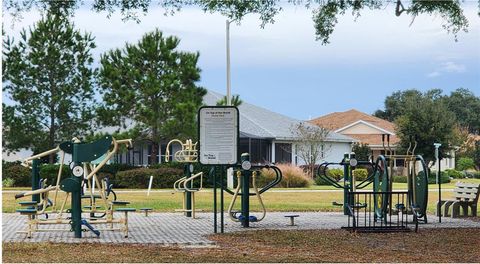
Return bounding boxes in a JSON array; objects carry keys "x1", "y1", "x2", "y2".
[{"x1": 315, "y1": 168, "x2": 368, "y2": 186}]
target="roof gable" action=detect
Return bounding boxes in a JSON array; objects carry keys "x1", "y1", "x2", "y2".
[{"x1": 309, "y1": 109, "x2": 396, "y2": 134}]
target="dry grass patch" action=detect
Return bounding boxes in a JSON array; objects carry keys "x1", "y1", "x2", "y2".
[{"x1": 3, "y1": 228, "x2": 480, "y2": 263}]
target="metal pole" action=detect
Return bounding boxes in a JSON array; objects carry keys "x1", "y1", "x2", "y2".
[
  {"x1": 220, "y1": 166, "x2": 224, "y2": 233},
  {"x1": 185, "y1": 164, "x2": 192, "y2": 217},
  {"x1": 213, "y1": 167, "x2": 217, "y2": 233},
  {"x1": 434, "y1": 143, "x2": 442, "y2": 223},
  {"x1": 226, "y1": 20, "x2": 231, "y2": 106},
  {"x1": 31, "y1": 159, "x2": 40, "y2": 203}
]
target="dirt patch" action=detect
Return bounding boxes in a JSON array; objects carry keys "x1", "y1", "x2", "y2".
[{"x1": 3, "y1": 228, "x2": 479, "y2": 263}]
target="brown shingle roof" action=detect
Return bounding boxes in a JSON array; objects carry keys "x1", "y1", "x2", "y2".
[
  {"x1": 343, "y1": 134, "x2": 400, "y2": 146},
  {"x1": 309, "y1": 109, "x2": 396, "y2": 133}
]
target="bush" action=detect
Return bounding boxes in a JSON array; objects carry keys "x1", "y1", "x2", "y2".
[
  {"x1": 392, "y1": 175, "x2": 408, "y2": 183},
  {"x1": 259, "y1": 164, "x2": 312, "y2": 188},
  {"x1": 315, "y1": 175, "x2": 334, "y2": 185},
  {"x1": 445, "y1": 169, "x2": 463, "y2": 179},
  {"x1": 353, "y1": 169, "x2": 368, "y2": 181},
  {"x1": 472, "y1": 171, "x2": 480, "y2": 179},
  {"x1": 428, "y1": 171, "x2": 450, "y2": 184},
  {"x1": 2, "y1": 178, "x2": 15, "y2": 187},
  {"x1": 2, "y1": 163, "x2": 31, "y2": 187},
  {"x1": 456, "y1": 157, "x2": 475, "y2": 171},
  {"x1": 39, "y1": 164, "x2": 70, "y2": 185},
  {"x1": 326, "y1": 168, "x2": 344, "y2": 181},
  {"x1": 115, "y1": 167, "x2": 183, "y2": 188}
]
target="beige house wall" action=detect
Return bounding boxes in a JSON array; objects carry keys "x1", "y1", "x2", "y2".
[{"x1": 339, "y1": 122, "x2": 384, "y2": 134}]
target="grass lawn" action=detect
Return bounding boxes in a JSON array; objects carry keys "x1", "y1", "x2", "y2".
[
  {"x1": 3, "y1": 228, "x2": 480, "y2": 263},
  {"x1": 4, "y1": 180, "x2": 479, "y2": 215}
]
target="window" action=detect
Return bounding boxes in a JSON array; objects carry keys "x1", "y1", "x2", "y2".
[{"x1": 275, "y1": 143, "x2": 292, "y2": 163}]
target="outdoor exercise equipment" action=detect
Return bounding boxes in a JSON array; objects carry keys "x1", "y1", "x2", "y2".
[
  {"x1": 319, "y1": 134, "x2": 429, "y2": 232},
  {"x1": 165, "y1": 139, "x2": 203, "y2": 218},
  {"x1": 225, "y1": 153, "x2": 282, "y2": 228},
  {"x1": 15, "y1": 135, "x2": 134, "y2": 238},
  {"x1": 381, "y1": 134, "x2": 429, "y2": 223},
  {"x1": 317, "y1": 152, "x2": 381, "y2": 215}
]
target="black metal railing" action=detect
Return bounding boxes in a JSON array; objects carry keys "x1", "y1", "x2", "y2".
[{"x1": 344, "y1": 191, "x2": 416, "y2": 232}]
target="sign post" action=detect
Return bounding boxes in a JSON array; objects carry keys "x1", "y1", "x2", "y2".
[
  {"x1": 434, "y1": 143, "x2": 442, "y2": 223},
  {"x1": 198, "y1": 106, "x2": 239, "y2": 233}
]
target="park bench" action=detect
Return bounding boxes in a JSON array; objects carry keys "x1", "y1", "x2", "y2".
[{"x1": 437, "y1": 182, "x2": 480, "y2": 218}]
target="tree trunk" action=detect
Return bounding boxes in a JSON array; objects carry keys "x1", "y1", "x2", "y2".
[
  {"x1": 150, "y1": 142, "x2": 159, "y2": 165},
  {"x1": 48, "y1": 106, "x2": 55, "y2": 164}
]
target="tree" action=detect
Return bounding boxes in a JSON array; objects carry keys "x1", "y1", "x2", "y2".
[
  {"x1": 443, "y1": 88, "x2": 480, "y2": 134},
  {"x1": 394, "y1": 90, "x2": 458, "y2": 166},
  {"x1": 4, "y1": 0, "x2": 477, "y2": 44},
  {"x1": 291, "y1": 122, "x2": 331, "y2": 178},
  {"x1": 97, "y1": 29, "x2": 206, "y2": 164},
  {"x1": 373, "y1": 89, "x2": 423, "y2": 122},
  {"x1": 2, "y1": 11, "x2": 97, "y2": 163},
  {"x1": 216, "y1": 94, "x2": 243, "y2": 107},
  {"x1": 374, "y1": 88, "x2": 480, "y2": 134},
  {"x1": 352, "y1": 143, "x2": 372, "y2": 161}
]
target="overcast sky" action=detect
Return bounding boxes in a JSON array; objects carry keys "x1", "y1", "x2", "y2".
[{"x1": 3, "y1": 2, "x2": 480, "y2": 120}]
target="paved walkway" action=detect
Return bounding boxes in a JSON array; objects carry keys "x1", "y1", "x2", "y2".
[{"x1": 3, "y1": 212, "x2": 479, "y2": 245}]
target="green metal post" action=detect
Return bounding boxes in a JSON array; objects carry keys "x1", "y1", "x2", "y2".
[
  {"x1": 72, "y1": 143, "x2": 83, "y2": 238},
  {"x1": 31, "y1": 159, "x2": 40, "y2": 203},
  {"x1": 343, "y1": 152, "x2": 350, "y2": 215},
  {"x1": 185, "y1": 164, "x2": 192, "y2": 217},
  {"x1": 241, "y1": 153, "x2": 251, "y2": 228}
]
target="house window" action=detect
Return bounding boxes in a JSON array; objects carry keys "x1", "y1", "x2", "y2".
[
  {"x1": 275, "y1": 143, "x2": 292, "y2": 164},
  {"x1": 147, "y1": 144, "x2": 159, "y2": 165},
  {"x1": 239, "y1": 138, "x2": 270, "y2": 164}
]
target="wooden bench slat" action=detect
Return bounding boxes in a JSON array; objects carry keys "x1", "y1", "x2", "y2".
[
  {"x1": 453, "y1": 187, "x2": 478, "y2": 194},
  {"x1": 455, "y1": 182, "x2": 480, "y2": 188},
  {"x1": 454, "y1": 193, "x2": 477, "y2": 200}
]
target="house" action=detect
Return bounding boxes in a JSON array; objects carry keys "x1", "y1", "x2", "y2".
[
  {"x1": 114, "y1": 90, "x2": 355, "y2": 166},
  {"x1": 309, "y1": 109, "x2": 455, "y2": 171},
  {"x1": 2, "y1": 90, "x2": 356, "y2": 167}
]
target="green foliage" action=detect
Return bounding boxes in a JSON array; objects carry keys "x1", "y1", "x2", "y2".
[
  {"x1": 352, "y1": 143, "x2": 371, "y2": 161},
  {"x1": 428, "y1": 172, "x2": 450, "y2": 184},
  {"x1": 392, "y1": 175, "x2": 408, "y2": 183},
  {"x1": 379, "y1": 89, "x2": 458, "y2": 165},
  {"x1": 5, "y1": 1, "x2": 472, "y2": 45},
  {"x1": 2, "y1": 11, "x2": 96, "y2": 163},
  {"x1": 326, "y1": 168, "x2": 344, "y2": 181},
  {"x1": 2, "y1": 163, "x2": 31, "y2": 187},
  {"x1": 39, "y1": 164, "x2": 70, "y2": 185},
  {"x1": 115, "y1": 167, "x2": 184, "y2": 189},
  {"x1": 315, "y1": 167, "x2": 344, "y2": 185},
  {"x1": 456, "y1": 157, "x2": 476, "y2": 171},
  {"x1": 216, "y1": 94, "x2": 243, "y2": 107},
  {"x1": 97, "y1": 29, "x2": 206, "y2": 164},
  {"x1": 259, "y1": 164, "x2": 312, "y2": 188},
  {"x1": 443, "y1": 88, "x2": 480, "y2": 134},
  {"x1": 2, "y1": 178, "x2": 15, "y2": 187},
  {"x1": 353, "y1": 169, "x2": 368, "y2": 181},
  {"x1": 444, "y1": 169, "x2": 463, "y2": 179}
]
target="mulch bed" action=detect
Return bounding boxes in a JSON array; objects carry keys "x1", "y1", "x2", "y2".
[{"x1": 3, "y1": 228, "x2": 479, "y2": 263}]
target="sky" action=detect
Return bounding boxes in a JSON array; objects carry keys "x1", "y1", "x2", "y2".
[{"x1": 3, "y1": 2, "x2": 480, "y2": 121}]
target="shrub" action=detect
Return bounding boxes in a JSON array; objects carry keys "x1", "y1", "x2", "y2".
[
  {"x1": 444, "y1": 169, "x2": 463, "y2": 179},
  {"x1": 456, "y1": 157, "x2": 475, "y2": 171},
  {"x1": 2, "y1": 164, "x2": 31, "y2": 187},
  {"x1": 392, "y1": 175, "x2": 408, "y2": 183},
  {"x1": 326, "y1": 168, "x2": 344, "y2": 181},
  {"x1": 39, "y1": 164, "x2": 70, "y2": 185},
  {"x1": 2, "y1": 178, "x2": 15, "y2": 187},
  {"x1": 259, "y1": 164, "x2": 312, "y2": 188},
  {"x1": 315, "y1": 175, "x2": 334, "y2": 185},
  {"x1": 353, "y1": 169, "x2": 368, "y2": 182},
  {"x1": 115, "y1": 167, "x2": 183, "y2": 188},
  {"x1": 472, "y1": 171, "x2": 480, "y2": 179},
  {"x1": 428, "y1": 171, "x2": 450, "y2": 184}
]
